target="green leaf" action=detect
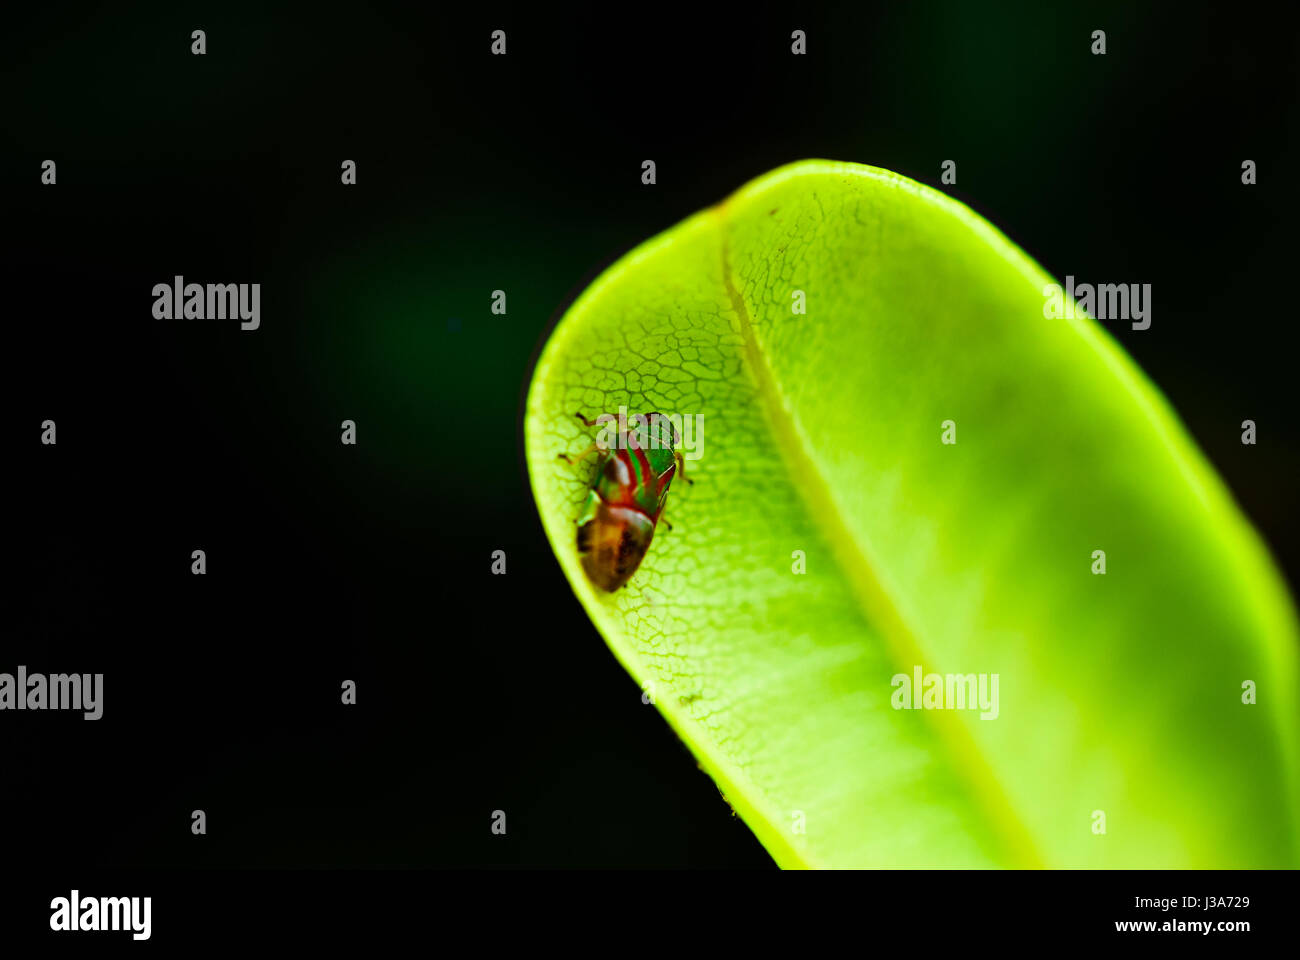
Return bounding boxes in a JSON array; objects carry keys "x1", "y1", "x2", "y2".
[{"x1": 523, "y1": 160, "x2": 1300, "y2": 868}]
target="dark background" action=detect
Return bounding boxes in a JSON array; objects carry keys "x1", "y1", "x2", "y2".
[{"x1": 4, "y1": 1, "x2": 1297, "y2": 868}]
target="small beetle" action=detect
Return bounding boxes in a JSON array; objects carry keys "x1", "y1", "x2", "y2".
[{"x1": 558, "y1": 410, "x2": 692, "y2": 591}]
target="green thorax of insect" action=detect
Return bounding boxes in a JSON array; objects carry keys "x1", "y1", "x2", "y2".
[{"x1": 559, "y1": 411, "x2": 691, "y2": 591}]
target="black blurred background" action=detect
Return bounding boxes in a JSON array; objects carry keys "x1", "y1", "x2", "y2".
[{"x1": 4, "y1": 1, "x2": 1297, "y2": 868}]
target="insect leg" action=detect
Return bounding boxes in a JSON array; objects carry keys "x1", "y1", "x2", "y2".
[
  {"x1": 675, "y1": 450, "x2": 694, "y2": 485},
  {"x1": 557, "y1": 442, "x2": 600, "y2": 466}
]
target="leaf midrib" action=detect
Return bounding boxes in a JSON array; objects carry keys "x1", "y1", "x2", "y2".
[{"x1": 711, "y1": 188, "x2": 1044, "y2": 869}]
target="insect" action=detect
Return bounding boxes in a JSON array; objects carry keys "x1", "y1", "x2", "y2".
[{"x1": 558, "y1": 410, "x2": 692, "y2": 591}]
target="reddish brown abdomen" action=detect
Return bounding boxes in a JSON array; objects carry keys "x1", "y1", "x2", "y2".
[{"x1": 577, "y1": 501, "x2": 657, "y2": 591}]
